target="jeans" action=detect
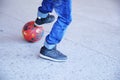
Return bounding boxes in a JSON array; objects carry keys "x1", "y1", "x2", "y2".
[{"x1": 38, "y1": 0, "x2": 72, "y2": 45}]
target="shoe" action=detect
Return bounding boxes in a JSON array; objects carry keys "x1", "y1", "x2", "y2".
[
  {"x1": 35, "y1": 14, "x2": 55, "y2": 26},
  {"x1": 39, "y1": 46, "x2": 67, "y2": 62}
]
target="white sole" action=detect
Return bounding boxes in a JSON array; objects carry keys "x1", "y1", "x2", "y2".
[
  {"x1": 34, "y1": 23, "x2": 42, "y2": 27},
  {"x1": 39, "y1": 53, "x2": 66, "y2": 62}
]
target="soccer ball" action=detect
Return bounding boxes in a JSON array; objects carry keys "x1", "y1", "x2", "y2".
[{"x1": 22, "y1": 21, "x2": 44, "y2": 42}]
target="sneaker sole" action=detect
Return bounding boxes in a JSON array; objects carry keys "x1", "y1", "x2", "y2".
[
  {"x1": 34, "y1": 22, "x2": 44, "y2": 26},
  {"x1": 39, "y1": 53, "x2": 66, "y2": 62},
  {"x1": 34, "y1": 20, "x2": 54, "y2": 26}
]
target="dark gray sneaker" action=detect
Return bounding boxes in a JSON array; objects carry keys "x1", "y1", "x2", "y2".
[
  {"x1": 35, "y1": 14, "x2": 55, "y2": 26},
  {"x1": 39, "y1": 46, "x2": 67, "y2": 62}
]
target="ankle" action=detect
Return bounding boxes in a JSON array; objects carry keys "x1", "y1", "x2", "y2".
[
  {"x1": 37, "y1": 11, "x2": 48, "y2": 18},
  {"x1": 44, "y1": 41, "x2": 56, "y2": 49}
]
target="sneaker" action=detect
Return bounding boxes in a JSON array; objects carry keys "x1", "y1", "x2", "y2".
[
  {"x1": 35, "y1": 14, "x2": 55, "y2": 26},
  {"x1": 39, "y1": 46, "x2": 67, "y2": 62}
]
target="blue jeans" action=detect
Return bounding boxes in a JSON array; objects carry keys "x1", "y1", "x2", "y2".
[{"x1": 38, "y1": 0, "x2": 72, "y2": 46}]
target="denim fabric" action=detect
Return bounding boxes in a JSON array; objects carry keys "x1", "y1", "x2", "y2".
[
  {"x1": 38, "y1": 0, "x2": 72, "y2": 45},
  {"x1": 37, "y1": 11, "x2": 48, "y2": 18}
]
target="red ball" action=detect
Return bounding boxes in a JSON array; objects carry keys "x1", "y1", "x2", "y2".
[{"x1": 22, "y1": 21, "x2": 44, "y2": 42}]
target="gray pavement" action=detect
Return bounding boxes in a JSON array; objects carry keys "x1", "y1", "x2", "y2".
[{"x1": 0, "y1": 0, "x2": 120, "y2": 80}]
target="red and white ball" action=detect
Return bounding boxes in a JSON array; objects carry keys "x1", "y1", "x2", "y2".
[{"x1": 22, "y1": 21, "x2": 44, "y2": 42}]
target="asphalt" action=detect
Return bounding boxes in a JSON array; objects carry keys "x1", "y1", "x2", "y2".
[{"x1": 0, "y1": 0, "x2": 120, "y2": 80}]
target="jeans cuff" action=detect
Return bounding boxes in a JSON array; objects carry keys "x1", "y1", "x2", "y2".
[
  {"x1": 44, "y1": 41, "x2": 56, "y2": 49},
  {"x1": 37, "y1": 11, "x2": 48, "y2": 18}
]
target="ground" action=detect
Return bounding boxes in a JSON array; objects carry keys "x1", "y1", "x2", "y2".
[{"x1": 0, "y1": 0, "x2": 120, "y2": 80}]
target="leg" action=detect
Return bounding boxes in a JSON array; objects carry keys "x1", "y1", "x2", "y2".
[
  {"x1": 40, "y1": 0, "x2": 72, "y2": 62},
  {"x1": 38, "y1": 0, "x2": 54, "y2": 18},
  {"x1": 38, "y1": 0, "x2": 54, "y2": 13},
  {"x1": 45, "y1": 0, "x2": 72, "y2": 46},
  {"x1": 35, "y1": 0, "x2": 55, "y2": 26}
]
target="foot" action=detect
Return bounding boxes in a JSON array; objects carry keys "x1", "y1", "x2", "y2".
[
  {"x1": 39, "y1": 46, "x2": 67, "y2": 62},
  {"x1": 35, "y1": 14, "x2": 55, "y2": 26}
]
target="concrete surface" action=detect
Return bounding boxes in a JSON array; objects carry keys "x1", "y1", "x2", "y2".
[{"x1": 0, "y1": 0, "x2": 120, "y2": 80}]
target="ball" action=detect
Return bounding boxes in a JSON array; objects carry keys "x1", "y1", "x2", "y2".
[{"x1": 22, "y1": 21, "x2": 44, "y2": 42}]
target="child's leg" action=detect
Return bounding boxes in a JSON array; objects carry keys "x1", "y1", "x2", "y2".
[
  {"x1": 45, "y1": 0, "x2": 72, "y2": 46},
  {"x1": 35, "y1": 0, "x2": 55, "y2": 26},
  {"x1": 37, "y1": 0, "x2": 54, "y2": 18},
  {"x1": 39, "y1": 0, "x2": 72, "y2": 61}
]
